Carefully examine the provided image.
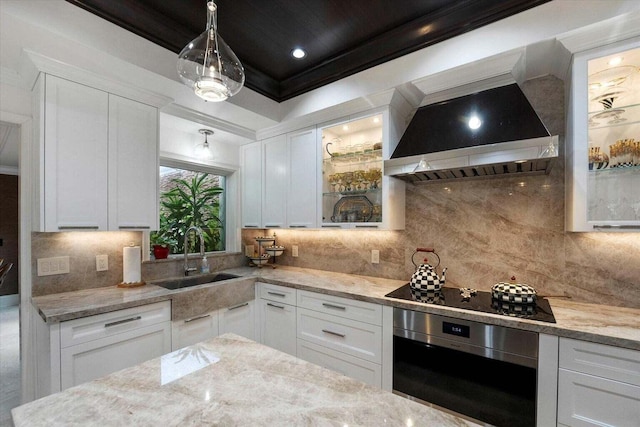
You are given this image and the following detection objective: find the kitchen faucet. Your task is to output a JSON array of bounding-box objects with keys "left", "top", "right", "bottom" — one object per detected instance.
[{"left": 184, "top": 226, "right": 206, "bottom": 276}]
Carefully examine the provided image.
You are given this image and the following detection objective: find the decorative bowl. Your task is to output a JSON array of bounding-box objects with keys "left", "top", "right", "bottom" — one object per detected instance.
[{"left": 264, "top": 246, "right": 285, "bottom": 256}]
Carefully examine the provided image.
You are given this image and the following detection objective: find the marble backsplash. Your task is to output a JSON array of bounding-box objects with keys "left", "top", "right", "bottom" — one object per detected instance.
[
  {"left": 242, "top": 76, "right": 640, "bottom": 309},
  {"left": 31, "top": 231, "right": 245, "bottom": 296}
]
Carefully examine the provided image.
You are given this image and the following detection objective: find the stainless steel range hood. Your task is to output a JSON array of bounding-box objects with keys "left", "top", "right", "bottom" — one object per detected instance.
[{"left": 384, "top": 83, "right": 558, "bottom": 184}]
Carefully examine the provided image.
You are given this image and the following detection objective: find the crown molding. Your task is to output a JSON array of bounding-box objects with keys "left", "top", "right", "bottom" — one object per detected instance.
[{"left": 161, "top": 103, "right": 256, "bottom": 142}]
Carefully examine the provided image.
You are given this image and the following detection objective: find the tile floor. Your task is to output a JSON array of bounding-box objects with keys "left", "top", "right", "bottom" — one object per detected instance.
[{"left": 0, "top": 305, "right": 20, "bottom": 427}]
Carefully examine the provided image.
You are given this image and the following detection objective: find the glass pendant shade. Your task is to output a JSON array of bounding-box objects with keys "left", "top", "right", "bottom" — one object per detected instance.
[
  {"left": 194, "top": 129, "right": 214, "bottom": 159},
  {"left": 177, "top": 1, "right": 244, "bottom": 102}
]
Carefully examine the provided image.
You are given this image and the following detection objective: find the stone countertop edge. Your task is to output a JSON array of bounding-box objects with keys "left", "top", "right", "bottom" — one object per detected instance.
[
  {"left": 11, "top": 333, "right": 482, "bottom": 427},
  {"left": 31, "top": 265, "right": 640, "bottom": 351}
]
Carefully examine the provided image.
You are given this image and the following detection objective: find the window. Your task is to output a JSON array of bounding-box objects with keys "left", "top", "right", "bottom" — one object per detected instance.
[{"left": 152, "top": 165, "right": 226, "bottom": 255}]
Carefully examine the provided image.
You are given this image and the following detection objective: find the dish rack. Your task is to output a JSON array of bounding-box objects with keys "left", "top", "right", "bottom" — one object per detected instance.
[{"left": 248, "top": 234, "right": 285, "bottom": 268}]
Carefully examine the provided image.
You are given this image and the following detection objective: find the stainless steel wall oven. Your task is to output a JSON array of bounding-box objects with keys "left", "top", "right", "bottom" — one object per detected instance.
[{"left": 393, "top": 308, "right": 539, "bottom": 427}]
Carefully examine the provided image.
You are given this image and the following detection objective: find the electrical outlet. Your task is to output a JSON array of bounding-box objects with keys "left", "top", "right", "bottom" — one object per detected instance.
[
  {"left": 371, "top": 249, "right": 380, "bottom": 264},
  {"left": 37, "top": 256, "right": 70, "bottom": 276},
  {"left": 292, "top": 245, "right": 299, "bottom": 257},
  {"left": 245, "top": 245, "right": 254, "bottom": 257},
  {"left": 96, "top": 254, "right": 108, "bottom": 271}
]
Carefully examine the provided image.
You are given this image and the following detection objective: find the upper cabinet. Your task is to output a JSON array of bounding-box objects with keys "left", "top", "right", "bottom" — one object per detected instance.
[
  {"left": 33, "top": 74, "right": 159, "bottom": 231},
  {"left": 567, "top": 38, "right": 640, "bottom": 231},
  {"left": 319, "top": 109, "right": 405, "bottom": 229},
  {"left": 241, "top": 128, "right": 318, "bottom": 229}
]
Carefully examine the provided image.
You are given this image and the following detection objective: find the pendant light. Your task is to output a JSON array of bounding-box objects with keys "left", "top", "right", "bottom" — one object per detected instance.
[
  {"left": 177, "top": 1, "right": 244, "bottom": 102},
  {"left": 194, "top": 129, "right": 214, "bottom": 159}
]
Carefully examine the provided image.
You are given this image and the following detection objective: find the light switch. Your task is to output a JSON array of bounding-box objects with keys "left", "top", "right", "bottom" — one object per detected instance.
[
  {"left": 37, "top": 256, "right": 70, "bottom": 276},
  {"left": 371, "top": 250, "right": 380, "bottom": 264},
  {"left": 245, "top": 245, "right": 254, "bottom": 257},
  {"left": 292, "top": 245, "right": 299, "bottom": 257}
]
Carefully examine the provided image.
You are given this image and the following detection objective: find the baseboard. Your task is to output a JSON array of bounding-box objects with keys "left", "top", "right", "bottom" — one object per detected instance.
[{"left": 0, "top": 294, "right": 19, "bottom": 307}]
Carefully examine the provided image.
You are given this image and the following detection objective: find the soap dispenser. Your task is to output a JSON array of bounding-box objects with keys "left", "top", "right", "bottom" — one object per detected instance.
[{"left": 200, "top": 256, "right": 210, "bottom": 274}]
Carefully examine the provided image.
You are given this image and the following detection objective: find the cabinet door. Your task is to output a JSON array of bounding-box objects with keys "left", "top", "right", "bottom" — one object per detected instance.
[
  {"left": 108, "top": 95, "right": 158, "bottom": 230},
  {"left": 44, "top": 75, "right": 109, "bottom": 231},
  {"left": 259, "top": 298, "right": 296, "bottom": 356},
  {"left": 262, "top": 134, "right": 287, "bottom": 228},
  {"left": 568, "top": 38, "right": 640, "bottom": 231},
  {"left": 219, "top": 300, "right": 255, "bottom": 340},
  {"left": 171, "top": 312, "right": 219, "bottom": 351},
  {"left": 241, "top": 141, "right": 262, "bottom": 228},
  {"left": 287, "top": 127, "right": 317, "bottom": 228},
  {"left": 60, "top": 322, "right": 171, "bottom": 390}
]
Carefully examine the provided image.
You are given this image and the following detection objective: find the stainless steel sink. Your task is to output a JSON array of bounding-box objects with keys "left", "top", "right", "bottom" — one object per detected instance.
[{"left": 153, "top": 273, "right": 240, "bottom": 290}]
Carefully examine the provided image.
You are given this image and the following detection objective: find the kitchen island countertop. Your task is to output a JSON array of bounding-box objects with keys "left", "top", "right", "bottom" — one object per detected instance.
[
  {"left": 12, "top": 333, "right": 479, "bottom": 426},
  {"left": 31, "top": 265, "right": 640, "bottom": 351}
]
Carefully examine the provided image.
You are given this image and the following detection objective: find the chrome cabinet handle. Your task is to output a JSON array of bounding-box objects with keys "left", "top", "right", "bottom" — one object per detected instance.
[
  {"left": 184, "top": 314, "right": 211, "bottom": 323},
  {"left": 227, "top": 302, "right": 249, "bottom": 311},
  {"left": 289, "top": 225, "right": 307, "bottom": 228},
  {"left": 243, "top": 225, "right": 259, "bottom": 228},
  {"left": 321, "top": 225, "right": 341, "bottom": 228},
  {"left": 322, "top": 329, "right": 345, "bottom": 338},
  {"left": 105, "top": 316, "right": 142, "bottom": 328},
  {"left": 593, "top": 224, "right": 640, "bottom": 229},
  {"left": 267, "top": 302, "right": 285, "bottom": 309},
  {"left": 58, "top": 226, "right": 100, "bottom": 230},
  {"left": 355, "top": 225, "right": 379, "bottom": 228},
  {"left": 119, "top": 226, "right": 150, "bottom": 229},
  {"left": 264, "top": 225, "right": 281, "bottom": 228},
  {"left": 267, "top": 291, "right": 286, "bottom": 297},
  {"left": 322, "top": 303, "right": 346, "bottom": 311}
]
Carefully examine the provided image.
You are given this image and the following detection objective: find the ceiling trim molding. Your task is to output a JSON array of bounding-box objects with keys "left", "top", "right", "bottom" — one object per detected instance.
[
  {"left": 0, "top": 166, "right": 19, "bottom": 176},
  {"left": 557, "top": 10, "right": 640, "bottom": 54},
  {"left": 159, "top": 151, "right": 239, "bottom": 175},
  {"left": 20, "top": 50, "right": 174, "bottom": 108},
  {"left": 161, "top": 103, "right": 256, "bottom": 141}
]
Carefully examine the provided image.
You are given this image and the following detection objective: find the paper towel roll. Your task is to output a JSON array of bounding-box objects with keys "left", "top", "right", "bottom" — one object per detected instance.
[{"left": 123, "top": 246, "right": 141, "bottom": 284}]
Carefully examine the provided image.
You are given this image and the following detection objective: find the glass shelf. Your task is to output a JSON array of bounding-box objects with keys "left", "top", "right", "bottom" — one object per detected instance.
[
  {"left": 322, "top": 188, "right": 382, "bottom": 197},
  {"left": 588, "top": 101, "right": 640, "bottom": 129},
  {"left": 589, "top": 164, "right": 640, "bottom": 174},
  {"left": 323, "top": 149, "right": 383, "bottom": 165}
]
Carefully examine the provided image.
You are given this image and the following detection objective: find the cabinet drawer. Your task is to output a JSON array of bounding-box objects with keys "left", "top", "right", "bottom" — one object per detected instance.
[
  {"left": 258, "top": 282, "right": 296, "bottom": 305},
  {"left": 60, "top": 301, "right": 171, "bottom": 348},
  {"left": 558, "top": 368, "right": 640, "bottom": 427},
  {"left": 297, "top": 307, "right": 382, "bottom": 363},
  {"left": 297, "top": 339, "right": 381, "bottom": 388},
  {"left": 297, "top": 290, "right": 382, "bottom": 325},
  {"left": 559, "top": 338, "right": 640, "bottom": 387},
  {"left": 171, "top": 310, "right": 219, "bottom": 351}
]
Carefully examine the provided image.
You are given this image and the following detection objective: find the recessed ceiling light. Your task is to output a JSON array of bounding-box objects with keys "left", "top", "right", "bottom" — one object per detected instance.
[
  {"left": 342, "top": 125, "right": 349, "bottom": 131},
  {"left": 291, "top": 48, "right": 306, "bottom": 59},
  {"left": 468, "top": 115, "right": 482, "bottom": 130},
  {"left": 373, "top": 117, "right": 380, "bottom": 124}
]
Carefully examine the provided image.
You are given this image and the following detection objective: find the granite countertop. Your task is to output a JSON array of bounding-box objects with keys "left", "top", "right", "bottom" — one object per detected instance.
[
  {"left": 11, "top": 333, "right": 479, "bottom": 427},
  {"left": 32, "top": 265, "right": 640, "bottom": 351}
]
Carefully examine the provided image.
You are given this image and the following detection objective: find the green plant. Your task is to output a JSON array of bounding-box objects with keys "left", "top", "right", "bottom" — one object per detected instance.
[{"left": 159, "top": 173, "right": 224, "bottom": 253}]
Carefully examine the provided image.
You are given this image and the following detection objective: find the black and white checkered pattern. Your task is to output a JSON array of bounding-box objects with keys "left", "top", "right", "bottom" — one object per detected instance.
[
  {"left": 410, "top": 266, "right": 444, "bottom": 293},
  {"left": 491, "top": 282, "right": 537, "bottom": 304}
]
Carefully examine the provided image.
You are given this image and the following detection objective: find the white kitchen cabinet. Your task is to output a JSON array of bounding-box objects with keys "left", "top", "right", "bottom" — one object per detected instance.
[
  {"left": 318, "top": 109, "right": 405, "bottom": 230},
  {"left": 287, "top": 127, "right": 318, "bottom": 228},
  {"left": 41, "top": 74, "right": 109, "bottom": 231},
  {"left": 219, "top": 300, "right": 256, "bottom": 340},
  {"left": 171, "top": 311, "right": 219, "bottom": 351},
  {"left": 262, "top": 134, "right": 288, "bottom": 228},
  {"left": 108, "top": 94, "right": 158, "bottom": 231},
  {"left": 257, "top": 283, "right": 297, "bottom": 356},
  {"left": 33, "top": 74, "right": 160, "bottom": 231},
  {"left": 557, "top": 337, "right": 640, "bottom": 426},
  {"left": 295, "top": 290, "right": 384, "bottom": 387},
  {"left": 240, "top": 141, "right": 263, "bottom": 228},
  {"left": 567, "top": 37, "right": 640, "bottom": 231},
  {"left": 58, "top": 301, "right": 171, "bottom": 391}
]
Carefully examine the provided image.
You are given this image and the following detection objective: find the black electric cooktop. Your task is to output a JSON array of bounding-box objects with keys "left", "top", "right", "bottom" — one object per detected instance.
[{"left": 385, "top": 284, "right": 556, "bottom": 323}]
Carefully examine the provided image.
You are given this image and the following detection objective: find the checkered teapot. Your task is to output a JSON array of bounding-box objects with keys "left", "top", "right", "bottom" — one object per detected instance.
[{"left": 410, "top": 248, "right": 447, "bottom": 293}]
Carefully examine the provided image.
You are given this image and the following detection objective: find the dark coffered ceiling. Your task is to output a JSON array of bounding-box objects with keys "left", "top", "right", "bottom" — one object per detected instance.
[{"left": 66, "top": 0, "right": 549, "bottom": 102}]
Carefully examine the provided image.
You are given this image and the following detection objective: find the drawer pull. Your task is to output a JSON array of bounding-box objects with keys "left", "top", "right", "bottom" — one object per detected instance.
[
  {"left": 119, "top": 226, "right": 150, "bottom": 229},
  {"left": 265, "top": 225, "right": 281, "bottom": 228},
  {"left": 321, "top": 225, "right": 341, "bottom": 228},
  {"left": 227, "top": 302, "right": 249, "bottom": 311},
  {"left": 267, "top": 302, "right": 285, "bottom": 309},
  {"left": 593, "top": 224, "right": 640, "bottom": 229},
  {"left": 289, "top": 225, "right": 307, "bottom": 228},
  {"left": 322, "top": 329, "right": 345, "bottom": 338},
  {"left": 184, "top": 314, "right": 211, "bottom": 323},
  {"left": 104, "top": 316, "right": 142, "bottom": 328},
  {"left": 243, "top": 225, "right": 259, "bottom": 228},
  {"left": 322, "top": 303, "right": 346, "bottom": 311},
  {"left": 58, "top": 226, "right": 100, "bottom": 230},
  {"left": 267, "top": 291, "right": 286, "bottom": 297},
  {"left": 355, "top": 225, "right": 379, "bottom": 228}
]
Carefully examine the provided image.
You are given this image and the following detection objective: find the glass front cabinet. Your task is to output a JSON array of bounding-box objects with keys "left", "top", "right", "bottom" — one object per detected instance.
[
  {"left": 318, "top": 109, "right": 405, "bottom": 229},
  {"left": 568, "top": 37, "right": 640, "bottom": 231}
]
